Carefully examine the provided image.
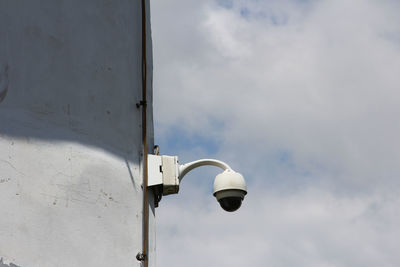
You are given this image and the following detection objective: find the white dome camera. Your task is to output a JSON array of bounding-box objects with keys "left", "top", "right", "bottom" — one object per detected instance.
[
  {"left": 148, "top": 155, "right": 248, "bottom": 212},
  {"left": 213, "top": 170, "right": 247, "bottom": 212}
]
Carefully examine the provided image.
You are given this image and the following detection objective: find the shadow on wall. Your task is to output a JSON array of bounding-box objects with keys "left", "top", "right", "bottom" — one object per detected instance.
[
  {"left": 0, "top": 1, "right": 153, "bottom": 158},
  {"left": 0, "top": 103, "right": 146, "bottom": 159}
]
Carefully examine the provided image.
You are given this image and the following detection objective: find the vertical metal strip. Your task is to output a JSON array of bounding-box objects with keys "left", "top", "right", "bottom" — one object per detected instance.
[{"left": 141, "top": 0, "right": 149, "bottom": 266}]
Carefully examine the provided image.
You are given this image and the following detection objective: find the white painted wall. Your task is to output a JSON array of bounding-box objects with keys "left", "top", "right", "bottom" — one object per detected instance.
[{"left": 0, "top": 1, "right": 155, "bottom": 266}]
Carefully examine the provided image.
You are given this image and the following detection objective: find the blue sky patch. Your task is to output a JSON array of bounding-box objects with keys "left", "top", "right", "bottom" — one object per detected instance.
[
  {"left": 240, "top": 7, "right": 250, "bottom": 18},
  {"left": 156, "top": 125, "right": 222, "bottom": 156},
  {"left": 216, "top": 0, "right": 233, "bottom": 9}
]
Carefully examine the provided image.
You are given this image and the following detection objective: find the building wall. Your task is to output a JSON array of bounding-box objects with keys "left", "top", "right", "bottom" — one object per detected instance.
[{"left": 0, "top": 1, "right": 155, "bottom": 266}]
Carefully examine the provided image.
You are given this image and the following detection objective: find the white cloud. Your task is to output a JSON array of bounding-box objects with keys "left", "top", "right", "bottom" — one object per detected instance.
[
  {"left": 151, "top": 0, "right": 400, "bottom": 266},
  {"left": 157, "top": 184, "right": 400, "bottom": 267}
]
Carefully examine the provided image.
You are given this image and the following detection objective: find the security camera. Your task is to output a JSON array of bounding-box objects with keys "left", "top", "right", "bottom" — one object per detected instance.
[
  {"left": 148, "top": 155, "right": 247, "bottom": 211},
  {"left": 213, "top": 170, "right": 247, "bottom": 212}
]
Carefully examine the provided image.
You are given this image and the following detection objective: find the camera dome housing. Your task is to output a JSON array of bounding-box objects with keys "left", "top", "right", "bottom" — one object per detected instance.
[{"left": 213, "top": 170, "right": 247, "bottom": 212}]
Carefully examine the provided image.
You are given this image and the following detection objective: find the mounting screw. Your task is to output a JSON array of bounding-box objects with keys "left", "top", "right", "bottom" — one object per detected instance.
[
  {"left": 136, "top": 252, "right": 146, "bottom": 261},
  {"left": 154, "top": 145, "right": 160, "bottom": 155},
  {"left": 136, "top": 100, "right": 147, "bottom": 108}
]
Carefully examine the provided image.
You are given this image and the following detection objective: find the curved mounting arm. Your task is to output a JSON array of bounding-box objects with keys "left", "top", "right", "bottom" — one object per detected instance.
[{"left": 178, "top": 159, "right": 232, "bottom": 181}]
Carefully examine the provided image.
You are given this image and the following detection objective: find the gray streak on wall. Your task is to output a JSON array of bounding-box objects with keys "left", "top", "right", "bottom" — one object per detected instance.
[{"left": 0, "top": 64, "right": 8, "bottom": 103}]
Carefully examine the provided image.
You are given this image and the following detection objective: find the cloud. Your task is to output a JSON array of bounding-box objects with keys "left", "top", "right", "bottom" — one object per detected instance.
[
  {"left": 157, "top": 183, "right": 400, "bottom": 267},
  {"left": 151, "top": 0, "right": 400, "bottom": 266}
]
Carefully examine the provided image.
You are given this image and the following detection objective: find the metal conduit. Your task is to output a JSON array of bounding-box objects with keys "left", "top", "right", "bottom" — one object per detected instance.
[{"left": 141, "top": 0, "right": 149, "bottom": 266}]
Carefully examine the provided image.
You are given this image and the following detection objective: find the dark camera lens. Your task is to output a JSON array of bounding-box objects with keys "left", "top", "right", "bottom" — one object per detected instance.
[{"left": 218, "top": 197, "right": 242, "bottom": 212}]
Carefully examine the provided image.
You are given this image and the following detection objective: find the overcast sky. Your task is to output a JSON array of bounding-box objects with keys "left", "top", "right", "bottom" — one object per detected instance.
[{"left": 150, "top": 0, "right": 400, "bottom": 266}]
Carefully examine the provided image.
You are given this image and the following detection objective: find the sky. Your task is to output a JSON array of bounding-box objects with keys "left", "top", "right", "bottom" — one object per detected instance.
[{"left": 150, "top": 0, "right": 400, "bottom": 266}]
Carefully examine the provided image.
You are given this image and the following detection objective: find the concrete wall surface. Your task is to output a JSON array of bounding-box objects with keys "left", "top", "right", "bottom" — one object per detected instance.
[{"left": 0, "top": 1, "right": 155, "bottom": 266}]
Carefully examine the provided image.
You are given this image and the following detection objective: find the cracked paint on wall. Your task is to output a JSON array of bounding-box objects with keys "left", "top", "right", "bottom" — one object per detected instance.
[{"left": 0, "top": 258, "right": 21, "bottom": 267}]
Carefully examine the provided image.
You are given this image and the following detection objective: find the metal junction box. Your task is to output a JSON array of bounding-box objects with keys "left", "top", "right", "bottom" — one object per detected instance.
[{"left": 147, "top": 154, "right": 179, "bottom": 195}]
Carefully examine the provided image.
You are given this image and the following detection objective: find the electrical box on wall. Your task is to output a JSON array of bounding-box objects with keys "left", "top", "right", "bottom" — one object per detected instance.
[{"left": 148, "top": 154, "right": 180, "bottom": 195}]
